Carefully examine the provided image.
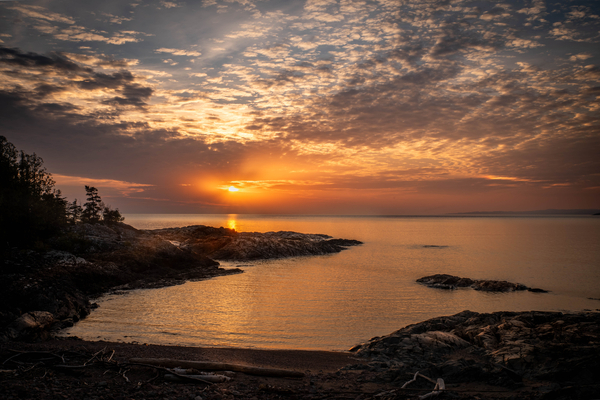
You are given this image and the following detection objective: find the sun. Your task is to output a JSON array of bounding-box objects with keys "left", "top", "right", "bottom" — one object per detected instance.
[{"left": 228, "top": 186, "right": 239, "bottom": 192}]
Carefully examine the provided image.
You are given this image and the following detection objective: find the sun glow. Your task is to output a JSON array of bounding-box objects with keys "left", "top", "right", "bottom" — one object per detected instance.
[{"left": 228, "top": 186, "right": 239, "bottom": 192}]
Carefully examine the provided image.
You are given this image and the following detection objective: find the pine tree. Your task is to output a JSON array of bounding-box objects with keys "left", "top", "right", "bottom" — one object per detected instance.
[
  {"left": 67, "top": 199, "right": 83, "bottom": 224},
  {"left": 81, "top": 186, "right": 103, "bottom": 223},
  {"left": 102, "top": 205, "right": 125, "bottom": 224}
]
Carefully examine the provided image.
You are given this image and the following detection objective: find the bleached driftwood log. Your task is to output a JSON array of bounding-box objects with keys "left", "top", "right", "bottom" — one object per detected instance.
[
  {"left": 419, "top": 378, "right": 445, "bottom": 399},
  {"left": 401, "top": 371, "right": 445, "bottom": 399},
  {"left": 130, "top": 358, "right": 305, "bottom": 378}
]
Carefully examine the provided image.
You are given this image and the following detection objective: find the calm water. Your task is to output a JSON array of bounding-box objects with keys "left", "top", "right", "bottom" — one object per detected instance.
[{"left": 61, "top": 215, "right": 600, "bottom": 350}]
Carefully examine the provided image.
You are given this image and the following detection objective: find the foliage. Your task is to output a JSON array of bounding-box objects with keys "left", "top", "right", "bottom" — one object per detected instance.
[
  {"left": 103, "top": 206, "right": 125, "bottom": 224},
  {"left": 0, "top": 136, "right": 68, "bottom": 248},
  {"left": 67, "top": 199, "right": 83, "bottom": 224},
  {"left": 81, "top": 186, "right": 124, "bottom": 224},
  {"left": 0, "top": 136, "right": 126, "bottom": 249},
  {"left": 82, "top": 186, "right": 103, "bottom": 223}
]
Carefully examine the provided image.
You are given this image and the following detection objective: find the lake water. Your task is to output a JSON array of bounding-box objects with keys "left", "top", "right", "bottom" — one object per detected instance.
[{"left": 60, "top": 214, "right": 600, "bottom": 351}]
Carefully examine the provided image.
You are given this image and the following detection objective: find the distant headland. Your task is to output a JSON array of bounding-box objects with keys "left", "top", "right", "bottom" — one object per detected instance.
[{"left": 451, "top": 209, "right": 600, "bottom": 215}]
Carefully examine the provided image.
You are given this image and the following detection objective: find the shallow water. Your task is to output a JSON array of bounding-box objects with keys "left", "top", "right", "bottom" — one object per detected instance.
[{"left": 61, "top": 215, "right": 600, "bottom": 350}]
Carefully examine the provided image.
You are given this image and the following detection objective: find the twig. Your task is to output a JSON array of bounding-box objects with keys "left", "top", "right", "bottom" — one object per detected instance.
[
  {"left": 146, "top": 370, "right": 160, "bottom": 383},
  {"left": 22, "top": 362, "right": 44, "bottom": 373},
  {"left": 401, "top": 371, "right": 445, "bottom": 399},
  {"left": 85, "top": 347, "right": 107, "bottom": 366},
  {"left": 120, "top": 367, "right": 130, "bottom": 383}
]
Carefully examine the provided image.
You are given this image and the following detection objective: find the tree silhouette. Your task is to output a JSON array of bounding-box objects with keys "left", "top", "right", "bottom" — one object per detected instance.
[
  {"left": 0, "top": 136, "right": 67, "bottom": 248},
  {"left": 82, "top": 186, "right": 103, "bottom": 223},
  {"left": 103, "top": 206, "right": 125, "bottom": 224},
  {"left": 67, "top": 199, "right": 83, "bottom": 224}
]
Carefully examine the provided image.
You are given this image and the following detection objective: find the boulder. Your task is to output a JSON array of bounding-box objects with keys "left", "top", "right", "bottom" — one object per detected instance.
[
  {"left": 348, "top": 310, "right": 600, "bottom": 390},
  {"left": 6, "top": 311, "right": 54, "bottom": 340}
]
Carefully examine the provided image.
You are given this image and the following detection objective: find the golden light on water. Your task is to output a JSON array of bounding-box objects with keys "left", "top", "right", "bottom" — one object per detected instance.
[{"left": 227, "top": 215, "right": 237, "bottom": 231}]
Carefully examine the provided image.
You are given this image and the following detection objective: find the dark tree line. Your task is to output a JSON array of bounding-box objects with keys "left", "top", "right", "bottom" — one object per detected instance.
[{"left": 1, "top": 136, "right": 123, "bottom": 249}]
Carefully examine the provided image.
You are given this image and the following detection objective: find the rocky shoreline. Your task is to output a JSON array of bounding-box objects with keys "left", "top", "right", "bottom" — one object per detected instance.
[
  {"left": 2, "top": 310, "right": 599, "bottom": 399},
  {"left": 3, "top": 223, "right": 600, "bottom": 399},
  {"left": 0, "top": 222, "right": 361, "bottom": 342}
]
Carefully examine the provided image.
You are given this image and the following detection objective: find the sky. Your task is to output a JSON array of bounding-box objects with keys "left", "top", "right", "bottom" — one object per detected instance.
[{"left": 1, "top": 0, "right": 599, "bottom": 215}]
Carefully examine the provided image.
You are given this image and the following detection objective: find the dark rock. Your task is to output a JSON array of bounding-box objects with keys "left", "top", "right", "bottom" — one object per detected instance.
[
  {"left": 528, "top": 287, "right": 549, "bottom": 293},
  {"left": 417, "top": 274, "right": 548, "bottom": 293},
  {"left": 152, "top": 226, "right": 362, "bottom": 261},
  {"left": 351, "top": 310, "right": 600, "bottom": 390},
  {"left": 6, "top": 311, "right": 54, "bottom": 340}
]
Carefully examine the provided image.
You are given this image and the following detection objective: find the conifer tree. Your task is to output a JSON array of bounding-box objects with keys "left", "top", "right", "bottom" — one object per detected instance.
[
  {"left": 81, "top": 186, "right": 103, "bottom": 223},
  {"left": 102, "top": 205, "right": 125, "bottom": 224},
  {"left": 67, "top": 199, "right": 83, "bottom": 224},
  {"left": 0, "top": 136, "right": 68, "bottom": 247}
]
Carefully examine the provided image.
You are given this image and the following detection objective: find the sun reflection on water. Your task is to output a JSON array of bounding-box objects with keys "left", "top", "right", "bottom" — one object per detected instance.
[{"left": 227, "top": 215, "right": 238, "bottom": 231}]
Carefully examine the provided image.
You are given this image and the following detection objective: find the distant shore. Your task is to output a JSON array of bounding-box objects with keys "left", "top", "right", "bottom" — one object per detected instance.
[{"left": 450, "top": 208, "right": 600, "bottom": 215}]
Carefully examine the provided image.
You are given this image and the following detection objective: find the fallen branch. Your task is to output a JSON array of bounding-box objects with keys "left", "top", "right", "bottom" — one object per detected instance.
[
  {"left": 401, "top": 371, "right": 445, "bottom": 399},
  {"left": 401, "top": 371, "right": 436, "bottom": 388},
  {"left": 419, "top": 378, "right": 445, "bottom": 399},
  {"left": 129, "top": 358, "right": 304, "bottom": 378}
]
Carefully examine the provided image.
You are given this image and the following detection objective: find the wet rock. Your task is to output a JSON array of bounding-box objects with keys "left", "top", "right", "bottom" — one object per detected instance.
[{"left": 417, "top": 274, "right": 548, "bottom": 292}]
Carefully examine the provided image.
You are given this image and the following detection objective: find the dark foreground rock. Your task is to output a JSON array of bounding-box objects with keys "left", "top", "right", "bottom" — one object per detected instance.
[
  {"left": 1, "top": 222, "right": 360, "bottom": 342},
  {"left": 2, "top": 311, "right": 599, "bottom": 400},
  {"left": 417, "top": 273, "right": 549, "bottom": 292},
  {"left": 348, "top": 310, "right": 600, "bottom": 399}
]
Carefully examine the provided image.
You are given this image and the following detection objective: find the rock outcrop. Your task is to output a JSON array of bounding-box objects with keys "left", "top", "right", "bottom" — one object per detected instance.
[
  {"left": 150, "top": 226, "right": 362, "bottom": 261},
  {"left": 417, "top": 274, "right": 548, "bottom": 292},
  {"left": 348, "top": 310, "right": 600, "bottom": 396},
  {"left": 1, "top": 222, "right": 361, "bottom": 341}
]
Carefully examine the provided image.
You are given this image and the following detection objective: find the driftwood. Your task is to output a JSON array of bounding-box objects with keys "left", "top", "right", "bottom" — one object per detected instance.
[
  {"left": 401, "top": 371, "right": 445, "bottom": 399},
  {"left": 420, "top": 378, "right": 445, "bottom": 399},
  {"left": 129, "top": 358, "right": 305, "bottom": 378},
  {"left": 164, "top": 373, "right": 231, "bottom": 383}
]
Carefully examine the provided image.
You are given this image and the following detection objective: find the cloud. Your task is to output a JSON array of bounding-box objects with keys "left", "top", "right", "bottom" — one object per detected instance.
[
  {"left": 102, "top": 13, "right": 134, "bottom": 25},
  {"left": 0, "top": 47, "right": 88, "bottom": 72},
  {"left": 156, "top": 48, "right": 202, "bottom": 57},
  {"left": 102, "top": 84, "right": 154, "bottom": 108},
  {"left": 53, "top": 174, "right": 153, "bottom": 196},
  {"left": 160, "top": 1, "right": 182, "bottom": 8},
  {"left": 1, "top": 0, "right": 598, "bottom": 213},
  {"left": 51, "top": 26, "right": 144, "bottom": 45},
  {"left": 0, "top": 47, "right": 154, "bottom": 115},
  {"left": 7, "top": 4, "right": 75, "bottom": 25}
]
